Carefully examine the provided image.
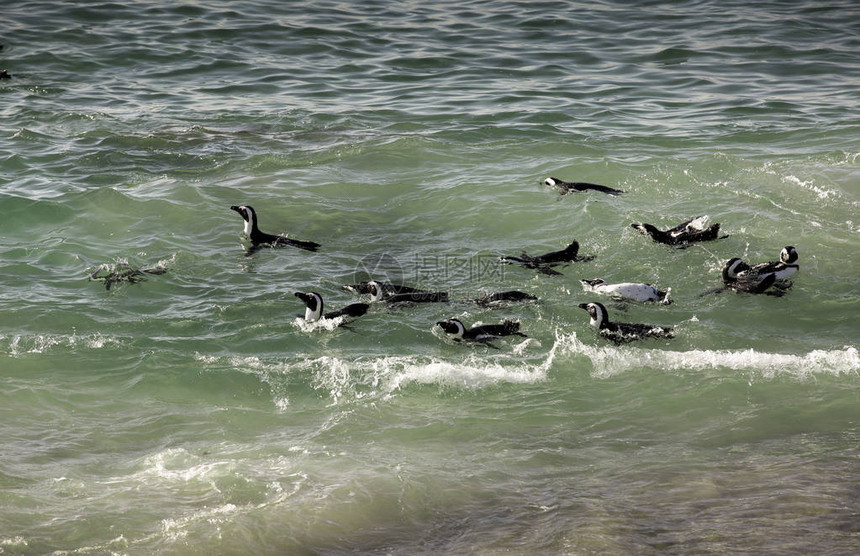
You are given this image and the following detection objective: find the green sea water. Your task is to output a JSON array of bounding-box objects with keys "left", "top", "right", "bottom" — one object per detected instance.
[{"left": 2, "top": 1, "right": 859, "bottom": 554}]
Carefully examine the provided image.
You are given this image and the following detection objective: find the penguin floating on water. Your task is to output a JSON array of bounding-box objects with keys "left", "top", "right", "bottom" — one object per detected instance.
[
  {"left": 544, "top": 177, "right": 624, "bottom": 196},
  {"left": 578, "top": 302, "right": 675, "bottom": 344},
  {"left": 579, "top": 279, "right": 672, "bottom": 305},
  {"left": 717, "top": 258, "right": 790, "bottom": 296},
  {"left": 294, "top": 292, "right": 369, "bottom": 323},
  {"left": 739, "top": 246, "right": 798, "bottom": 282},
  {"left": 88, "top": 262, "right": 167, "bottom": 291},
  {"left": 436, "top": 318, "right": 526, "bottom": 348},
  {"left": 631, "top": 215, "right": 726, "bottom": 246},
  {"left": 469, "top": 290, "right": 538, "bottom": 307},
  {"left": 231, "top": 205, "right": 320, "bottom": 255},
  {"left": 367, "top": 280, "right": 448, "bottom": 304},
  {"left": 342, "top": 281, "right": 429, "bottom": 297},
  {"left": 499, "top": 240, "right": 594, "bottom": 275}
]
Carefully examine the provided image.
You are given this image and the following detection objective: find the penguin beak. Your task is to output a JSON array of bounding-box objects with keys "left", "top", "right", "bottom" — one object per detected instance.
[{"left": 577, "top": 303, "right": 589, "bottom": 310}]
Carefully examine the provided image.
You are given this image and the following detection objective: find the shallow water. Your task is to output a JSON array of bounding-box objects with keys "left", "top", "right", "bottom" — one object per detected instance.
[{"left": 2, "top": 1, "right": 859, "bottom": 554}]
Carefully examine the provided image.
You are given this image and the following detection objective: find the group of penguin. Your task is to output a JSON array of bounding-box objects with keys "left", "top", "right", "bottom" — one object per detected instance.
[{"left": 230, "top": 176, "right": 799, "bottom": 347}]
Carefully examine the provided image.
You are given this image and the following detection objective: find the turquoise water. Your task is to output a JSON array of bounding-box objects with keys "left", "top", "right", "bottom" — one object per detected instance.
[{"left": 2, "top": 1, "right": 859, "bottom": 554}]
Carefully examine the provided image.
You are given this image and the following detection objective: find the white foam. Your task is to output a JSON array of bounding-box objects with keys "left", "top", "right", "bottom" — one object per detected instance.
[
  {"left": 139, "top": 447, "right": 233, "bottom": 483},
  {"left": 162, "top": 503, "right": 239, "bottom": 542},
  {"left": 194, "top": 352, "right": 294, "bottom": 410},
  {"left": 292, "top": 316, "right": 346, "bottom": 332},
  {"left": 0, "top": 537, "right": 28, "bottom": 548},
  {"left": 784, "top": 174, "right": 835, "bottom": 200},
  {"left": 558, "top": 332, "right": 860, "bottom": 379},
  {"left": 3, "top": 333, "right": 121, "bottom": 356},
  {"left": 307, "top": 334, "right": 561, "bottom": 400},
  {"left": 195, "top": 335, "right": 859, "bottom": 408}
]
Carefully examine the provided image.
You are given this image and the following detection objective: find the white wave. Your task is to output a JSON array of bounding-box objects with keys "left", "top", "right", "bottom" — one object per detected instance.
[
  {"left": 558, "top": 332, "right": 860, "bottom": 379},
  {"left": 195, "top": 336, "right": 560, "bottom": 407},
  {"left": 161, "top": 503, "right": 238, "bottom": 542},
  {"left": 299, "top": 336, "right": 560, "bottom": 401},
  {"left": 784, "top": 174, "right": 836, "bottom": 201},
  {"left": 0, "top": 537, "right": 28, "bottom": 549},
  {"left": 195, "top": 335, "right": 859, "bottom": 408},
  {"left": 2, "top": 332, "right": 122, "bottom": 356},
  {"left": 107, "top": 447, "right": 309, "bottom": 545},
  {"left": 140, "top": 447, "right": 234, "bottom": 483},
  {"left": 292, "top": 316, "right": 347, "bottom": 333},
  {"left": 194, "top": 352, "right": 295, "bottom": 410}
]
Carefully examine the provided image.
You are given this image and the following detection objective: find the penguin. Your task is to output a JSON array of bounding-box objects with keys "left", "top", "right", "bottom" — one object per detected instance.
[
  {"left": 578, "top": 302, "right": 675, "bottom": 344},
  {"left": 631, "top": 216, "right": 726, "bottom": 246},
  {"left": 719, "top": 258, "right": 789, "bottom": 296},
  {"left": 342, "top": 281, "right": 429, "bottom": 297},
  {"left": 366, "top": 281, "right": 448, "bottom": 304},
  {"left": 470, "top": 290, "right": 539, "bottom": 307},
  {"left": 544, "top": 177, "right": 623, "bottom": 196},
  {"left": 580, "top": 279, "right": 672, "bottom": 305},
  {"left": 89, "top": 262, "right": 167, "bottom": 291},
  {"left": 499, "top": 240, "right": 594, "bottom": 275},
  {"left": 436, "top": 318, "right": 526, "bottom": 346},
  {"left": 739, "top": 246, "right": 798, "bottom": 281},
  {"left": 230, "top": 205, "right": 320, "bottom": 253},
  {"left": 294, "top": 292, "right": 369, "bottom": 323}
]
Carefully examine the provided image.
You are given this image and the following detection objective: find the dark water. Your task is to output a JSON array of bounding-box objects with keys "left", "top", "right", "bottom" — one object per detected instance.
[{"left": 2, "top": 1, "right": 859, "bottom": 554}]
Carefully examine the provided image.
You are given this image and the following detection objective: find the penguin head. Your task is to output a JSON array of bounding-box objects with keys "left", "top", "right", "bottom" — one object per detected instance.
[
  {"left": 231, "top": 205, "right": 257, "bottom": 237},
  {"left": 562, "top": 240, "right": 580, "bottom": 255},
  {"left": 781, "top": 246, "right": 798, "bottom": 265},
  {"left": 631, "top": 223, "right": 653, "bottom": 235},
  {"left": 230, "top": 205, "right": 255, "bottom": 222},
  {"left": 544, "top": 177, "right": 560, "bottom": 187},
  {"left": 436, "top": 318, "right": 465, "bottom": 340},
  {"left": 722, "top": 258, "right": 750, "bottom": 282},
  {"left": 367, "top": 280, "right": 385, "bottom": 302},
  {"left": 294, "top": 291, "right": 323, "bottom": 321},
  {"left": 578, "top": 302, "right": 608, "bottom": 329}
]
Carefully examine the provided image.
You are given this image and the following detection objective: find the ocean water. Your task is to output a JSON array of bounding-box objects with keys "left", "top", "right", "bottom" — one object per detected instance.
[{"left": 2, "top": 1, "right": 859, "bottom": 554}]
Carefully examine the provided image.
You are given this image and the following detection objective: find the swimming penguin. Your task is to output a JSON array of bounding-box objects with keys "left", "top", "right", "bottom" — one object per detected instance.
[
  {"left": 470, "top": 290, "right": 539, "bottom": 307},
  {"left": 499, "top": 240, "right": 594, "bottom": 275},
  {"left": 580, "top": 279, "right": 672, "bottom": 305},
  {"left": 294, "top": 292, "right": 369, "bottom": 323},
  {"left": 719, "top": 258, "right": 789, "bottom": 296},
  {"left": 631, "top": 216, "right": 726, "bottom": 246},
  {"left": 544, "top": 177, "right": 623, "bottom": 196},
  {"left": 366, "top": 281, "right": 448, "bottom": 304},
  {"left": 342, "top": 281, "right": 430, "bottom": 297},
  {"left": 231, "top": 205, "right": 320, "bottom": 253},
  {"left": 436, "top": 318, "right": 526, "bottom": 346},
  {"left": 578, "top": 302, "right": 675, "bottom": 344},
  {"left": 88, "top": 262, "right": 167, "bottom": 291},
  {"left": 739, "top": 246, "right": 798, "bottom": 281}
]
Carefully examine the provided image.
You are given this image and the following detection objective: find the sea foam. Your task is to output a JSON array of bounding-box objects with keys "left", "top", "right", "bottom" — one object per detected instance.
[{"left": 558, "top": 332, "right": 859, "bottom": 379}]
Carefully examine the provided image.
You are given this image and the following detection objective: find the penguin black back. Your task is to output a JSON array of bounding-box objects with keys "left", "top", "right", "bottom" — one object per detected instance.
[
  {"left": 544, "top": 177, "right": 623, "bottom": 196},
  {"left": 631, "top": 216, "right": 725, "bottom": 246},
  {"left": 578, "top": 301, "right": 674, "bottom": 344},
  {"left": 721, "top": 258, "right": 788, "bottom": 296}
]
